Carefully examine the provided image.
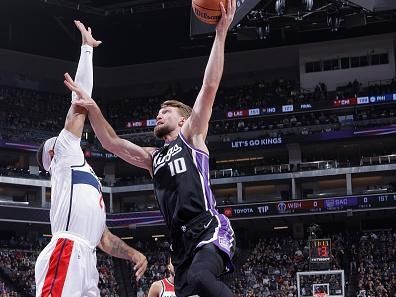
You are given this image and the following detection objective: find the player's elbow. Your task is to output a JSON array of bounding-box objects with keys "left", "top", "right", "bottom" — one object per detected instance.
[
  {"left": 98, "top": 236, "right": 108, "bottom": 253},
  {"left": 202, "top": 82, "right": 219, "bottom": 92},
  {"left": 98, "top": 229, "right": 113, "bottom": 252},
  {"left": 101, "top": 140, "right": 112, "bottom": 151}
]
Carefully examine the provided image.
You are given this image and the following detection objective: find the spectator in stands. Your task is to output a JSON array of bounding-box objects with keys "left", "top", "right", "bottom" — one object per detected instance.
[{"left": 356, "top": 230, "right": 396, "bottom": 297}]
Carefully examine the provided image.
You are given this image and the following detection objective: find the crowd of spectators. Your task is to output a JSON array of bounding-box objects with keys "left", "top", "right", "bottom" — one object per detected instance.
[
  {"left": 0, "top": 78, "right": 395, "bottom": 150},
  {"left": 0, "top": 249, "right": 36, "bottom": 296},
  {"left": 127, "top": 235, "right": 345, "bottom": 297},
  {"left": 231, "top": 237, "right": 302, "bottom": 297},
  {"left": 101, "top": 78, "right": 301, "bottom": 131},
  {"left": 97, "top": 254, "right": 120, "bottom": 297},
  {"left": 124, "top": 233, "right": 349, "bottom": 297},
  {"left": 0, "top": 86, "right": 68, "bottom": 133},
  {"left": 211, "top": 105, "right": 396, "bottom": 137},
  {"left": 130, "top": 240, "right": 171, "bottom": 297},
  {"left": 0, "top": 78, "right": 393, "bottom": 138},
  {"left": 1, "top": 80, "right": 396, "bottom": 189},
  {"left": 229, "top": 234, "right": 346, "bottom": 297},
  {"left": 0, "top": 280, "right": 18, "bottom": 297},
  {"left": 209, "top": 110, "right": 340, "bottom": 137},
  {"left": 355, "top": 231, "right": 396, "bottom": 297},
  {"left": 0, "top": 230, "right": 394, "bottom": 297},
  {"left": 2, "top": 146, "right": 396, "bottom": 190},
  {"left": 213, "top": 79, "right": 300, "bottom": 112},
  {"left": 91, "top": 78, "right": 396, "bottom": 140}
]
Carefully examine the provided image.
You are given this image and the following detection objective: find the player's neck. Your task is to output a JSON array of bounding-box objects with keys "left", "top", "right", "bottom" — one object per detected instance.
[
  {"left": 167, "top": 276, "right": 174, "bottom": 285},
  {"left": 163, "top": 129, "right": 180, "bottom": 144}
]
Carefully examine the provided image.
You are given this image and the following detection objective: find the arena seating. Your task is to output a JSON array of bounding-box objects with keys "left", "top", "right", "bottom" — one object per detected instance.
[
  {"left": 0, "top": 280, "right": 18, "bottom": 297},
  {"left": 0, "top": 230, "right": 393, "bottom": 296},
  {"left": 1, "top": 80, "right": 396, "bottom": 146},
  {"left": 124, "top": 233, "right": 350, "bottom": 297},
  {"left": 129, "top": 240, "right": 170, "bottom": 296},
  {"left": 355, "top": 231, "right": 396, "bottom": 297}
]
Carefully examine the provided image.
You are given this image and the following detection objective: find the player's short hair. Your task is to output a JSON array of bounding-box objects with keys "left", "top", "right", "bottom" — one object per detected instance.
[
  {"left": 36, "top": 141, "right": 45, "bottom": 170},
  {"left": 161, "top": 100, "right": 192, "bottom": 119}
]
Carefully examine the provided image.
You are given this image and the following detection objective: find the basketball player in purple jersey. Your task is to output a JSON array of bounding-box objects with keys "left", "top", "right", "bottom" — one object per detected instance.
[{"left": 64, "top": 1, "right": 237, "bottom": 296}]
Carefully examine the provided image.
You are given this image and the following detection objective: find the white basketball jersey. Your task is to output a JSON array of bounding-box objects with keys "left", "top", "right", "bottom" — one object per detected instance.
[{"left": 49, "top": 129, "right": 106, "bottom": 247}]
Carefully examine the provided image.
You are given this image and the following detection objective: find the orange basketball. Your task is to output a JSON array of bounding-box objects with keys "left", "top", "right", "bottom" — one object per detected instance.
[{"left": 192, "top": 0, "right": 227, "bottom": 24}]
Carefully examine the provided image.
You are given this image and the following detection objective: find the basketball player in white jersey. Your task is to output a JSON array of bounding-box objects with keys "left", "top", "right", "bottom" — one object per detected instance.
[
  {"left": 34, "top": 21, "right": 147, "bottom": 297},
  {"left": 148, "top": 258, "right": 176, "bottom": 297}
]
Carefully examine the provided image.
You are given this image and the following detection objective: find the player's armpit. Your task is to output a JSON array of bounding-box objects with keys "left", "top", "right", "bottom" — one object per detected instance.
[{"left": 181, "top": 83, "right": 216, "bottom": 142}]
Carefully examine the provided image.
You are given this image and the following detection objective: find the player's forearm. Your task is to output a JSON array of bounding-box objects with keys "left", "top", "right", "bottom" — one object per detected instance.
[
  {"left": 101, "top": 231, "right": 138, "bottom": 260},
  {"left": 88, "top": 104, "right": 120, "bottom": 151},
  {"left": 73, "top": 45, "right": 94, "bottom": 99},
  {"left": 202, "top": 34, "right": 226, "bottom": 90},
  {"left": 64, "top": 45, "right": 93, "bottom": 137}
]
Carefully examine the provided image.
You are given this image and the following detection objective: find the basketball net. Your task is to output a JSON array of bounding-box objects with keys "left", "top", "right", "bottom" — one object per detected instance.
[{"left": 314, "top": 293, "right": 328, "bottom": 297}]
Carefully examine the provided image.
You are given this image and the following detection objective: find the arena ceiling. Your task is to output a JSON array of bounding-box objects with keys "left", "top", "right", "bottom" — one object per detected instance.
[{"left": 0, "top": 0, "right": 395, "bottom": 66}]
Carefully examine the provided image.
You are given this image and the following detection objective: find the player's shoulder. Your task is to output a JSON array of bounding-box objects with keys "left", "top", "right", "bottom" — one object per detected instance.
[
  {"left": 54, "top": 128, "right": 82, "bottom": 154},
  {"left": 155, "top": 279, "right": 164, "bottom": 286},
  {"left": 148, "top": 280, "right": 163, "bottom": 296},
  {"left": 143, "top": 146, "right": 159, "bottom": 156},
  {"left": 59, "top": 128, "right": 81, "bottom": 141}
]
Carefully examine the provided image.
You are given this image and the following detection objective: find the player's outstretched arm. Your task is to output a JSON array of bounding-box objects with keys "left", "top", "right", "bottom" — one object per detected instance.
[
  {"left": 98, "top": 227, "right": 148, "bottom": 281},
  {"left": 148, "top": 281, "right": 161, "bottom": 297},
  {"left": 181, "top": 0, "right": 236, "bottom": 146},
  {"left": 64, "top": 20, "right": 101, "bottom": 138},
  {"left": 63, "top": 74, "right": 155, "bottom": 171}
]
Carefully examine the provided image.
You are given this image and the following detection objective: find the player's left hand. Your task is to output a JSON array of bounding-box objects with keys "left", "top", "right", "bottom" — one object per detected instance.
[
  {"left": 216, "top": 0, "right": 236, "bottom": 37},
  {"left": 74, "top": 20, "right": 102, "bottom": 47},
  {"left": 64, "top": 73, "right": 97, "bottom": 110},
  {"left": 131, "top": 251, "right": 148, "bottom": 281}
]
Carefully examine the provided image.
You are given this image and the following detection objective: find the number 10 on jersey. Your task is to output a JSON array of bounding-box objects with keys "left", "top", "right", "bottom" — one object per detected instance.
[{"left": 168, "top": 157, "right": 187, "bottom": 176}]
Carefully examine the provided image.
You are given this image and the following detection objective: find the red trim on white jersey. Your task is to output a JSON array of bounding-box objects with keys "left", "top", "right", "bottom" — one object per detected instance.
[{"left": 160, "top": 278, "right": 176, "bottom": 297}]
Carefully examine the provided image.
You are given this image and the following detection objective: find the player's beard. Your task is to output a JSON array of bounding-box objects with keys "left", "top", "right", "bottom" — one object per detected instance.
[{"left": 154, "top": 124, "right": 173, "bottom": 139}]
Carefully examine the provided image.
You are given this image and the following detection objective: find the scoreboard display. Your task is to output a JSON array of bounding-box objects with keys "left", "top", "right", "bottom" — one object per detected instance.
[
  {"left": 218, "top": 193, "right": 396, "bottom": 219},
  {"left": 310, "top": 239, "right": 331, "bottom": 264}
]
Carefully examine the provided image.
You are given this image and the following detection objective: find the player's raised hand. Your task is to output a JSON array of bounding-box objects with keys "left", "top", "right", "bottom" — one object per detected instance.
[
  {"left": 216, "top": 0, "right": 236, "bottom": 37},
  {"left": 131, "top": 251, "right": 148, "bottom": 281},
  {"left": 64, "top": 73, "right": 96, "bottom": 110},
  {"left": 74, "top": 20, "right": 102, "bottom": 47}
]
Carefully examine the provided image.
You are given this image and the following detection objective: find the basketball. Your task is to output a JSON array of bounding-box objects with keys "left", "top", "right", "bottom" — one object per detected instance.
[{"left": 192, "top": 0, "right": 227, "bottom": 24}]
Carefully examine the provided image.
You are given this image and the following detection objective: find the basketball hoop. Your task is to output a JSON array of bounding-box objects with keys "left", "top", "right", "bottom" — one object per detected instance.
[{"left": 297, "top": 270, "right": 344, "bottom": 297}]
